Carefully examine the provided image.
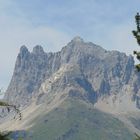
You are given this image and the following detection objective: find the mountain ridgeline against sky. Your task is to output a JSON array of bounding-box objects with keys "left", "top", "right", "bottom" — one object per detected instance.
[
  {"left": 2, "top": 37, "right": 140, "bottom": 140},
  {"left": 4, "top": 36, "right": 140, "bottom": 110}
]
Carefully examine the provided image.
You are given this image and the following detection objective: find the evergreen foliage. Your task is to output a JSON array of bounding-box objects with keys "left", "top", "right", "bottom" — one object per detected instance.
[
  {"left": 132, "top": 13, "right": 140, "bottom": 71},
  {"left": 135, "top": 133, "right": 140, "bottom": 140},
  {"left": 0, "top": 90, "right": 22, "bottom": 140},
  {"left": 132, "top": 12, "right": 140, "bottom": 140}
]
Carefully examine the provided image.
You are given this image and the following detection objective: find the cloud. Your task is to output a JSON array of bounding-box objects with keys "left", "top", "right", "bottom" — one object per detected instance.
[
  {"left": 0, "top": 24, "right": 70, "bottom": 89},
  {"left": 93, "top": 24, "right": 136, "bottom": 53},
  {"left": 0, "top": 0, "right": 139, "bottom": 91},
  {"left": 0, "top": 1, "right": 71, "bottom": 89}
]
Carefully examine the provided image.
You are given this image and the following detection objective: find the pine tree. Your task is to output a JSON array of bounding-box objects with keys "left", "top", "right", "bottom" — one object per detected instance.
[
  {"left": 135, "top": 133, "right": 140, "bottom": 140},
  {"left": 132, "top": 13, "right": 140, "bottom": 71},
  {"left": 132, "top": 13, "right": 140, "bottom": 140},
  {"left": 0, "top": 90, "right": 21, "bottom": 140}
]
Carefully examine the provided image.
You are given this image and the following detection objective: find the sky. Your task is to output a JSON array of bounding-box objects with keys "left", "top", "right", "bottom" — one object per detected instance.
[{"left": 0, "top": 0, "right": 140, "bottom": 95}]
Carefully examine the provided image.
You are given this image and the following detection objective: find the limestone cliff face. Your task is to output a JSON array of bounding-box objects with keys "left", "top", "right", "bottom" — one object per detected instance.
[
  {"left": 4, "top": 37, "right": 140, "bottom": 110},
  {"left": 4, "top": 45, "right": 61, "bottom": 106}
]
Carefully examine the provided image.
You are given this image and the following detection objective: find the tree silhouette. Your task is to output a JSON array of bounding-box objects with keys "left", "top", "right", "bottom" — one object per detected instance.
[
  {"left": 0, "top": 89, "right": 21, "bottom": 120},
  {"left": 134, "top": 133, "right": 140, "bottom": 140},
  {"left": 0, "top": 90, "right": 22, "bottom": 140},
  {"left": 0, "top": 132, "right": 12, "bottom": 140},
  {"left": 132, "top": 13, "right": 140, "bottom": 71},
  {"left": 132, "top": 13, "right": 140, "bottom": 140}
]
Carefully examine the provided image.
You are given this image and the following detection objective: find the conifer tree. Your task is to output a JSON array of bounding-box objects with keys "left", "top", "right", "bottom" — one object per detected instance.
[
  {"left": 135, "top": 133, "right": 140, "bottom": 140},
  {"left": 132, "top": 13, "right": 140, "bottom": 71},
  {"left": 0, "top": 90, "right": 21, "bottom": 140},
  {"left": 132, "top": 13, "right": 140, "bottom": 140}
]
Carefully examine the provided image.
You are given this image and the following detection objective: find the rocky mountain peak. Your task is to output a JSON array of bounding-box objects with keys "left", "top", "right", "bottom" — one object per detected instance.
[
  {"left": 20, "top": 45, "right": 29, "bottom": 53},
  {"left": 2, "top": 37, "right": 140, "bottom": 140},
  {"left": 4, "top": 37, "right": 140, "bottom": 110},
  {"left": 20, "top": 45, "right": 28, "bottom": 52},
  {"left": 32, "top": 45, "right": 44, "bottom": 54},
  {"left": 19, "top": 45, "right": 30, "bottom": 59},
  {"left": 71, "top": 36, "right": 84, "bottom": 43}
]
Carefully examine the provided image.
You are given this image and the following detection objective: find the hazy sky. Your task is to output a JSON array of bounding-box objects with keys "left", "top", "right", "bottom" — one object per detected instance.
[{"left": 0, "top": 0, "right": 140, "bottom": 91}]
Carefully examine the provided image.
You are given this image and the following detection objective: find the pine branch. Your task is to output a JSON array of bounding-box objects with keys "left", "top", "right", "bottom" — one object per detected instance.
[{"left": 0, "top": 101, "right": 22, "bottom": 120}]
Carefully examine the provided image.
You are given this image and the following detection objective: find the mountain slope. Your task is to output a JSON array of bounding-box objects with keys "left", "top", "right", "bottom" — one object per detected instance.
[
  {"left": 23, "top": 98, "right": 134, "bottom": 140},
  {"left": 1, "top": 98, "right": 135, "bottom": 140},
  {"left": 4, "top": 37, "right": 140, "bottom": 110},
  {"left": 2, "top": 36, "right": 140, "bottom": 139}
]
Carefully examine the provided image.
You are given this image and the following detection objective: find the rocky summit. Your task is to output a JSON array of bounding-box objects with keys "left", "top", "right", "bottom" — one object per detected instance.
[
  {"left": 2, "top": 37, "right": 140, "bottom": 140},
  {"left": 4, "top": 36, "right": 140, "bottom": 109}
]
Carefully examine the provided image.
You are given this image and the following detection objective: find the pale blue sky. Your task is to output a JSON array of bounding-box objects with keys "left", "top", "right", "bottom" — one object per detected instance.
[{"left": 0, "top": 0, "right": 140, "bottom": 93}]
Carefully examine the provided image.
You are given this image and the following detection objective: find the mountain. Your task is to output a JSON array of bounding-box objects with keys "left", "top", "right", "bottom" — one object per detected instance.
[
  {"left": 4, "top": 36, "right": 140, "bottom": 109},
  {"left": 1, "top": 36, "right": 140, "bottom": 139}
]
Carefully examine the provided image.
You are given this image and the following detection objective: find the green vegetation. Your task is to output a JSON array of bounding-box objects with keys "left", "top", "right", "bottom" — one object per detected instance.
[
  {"left": 132, "top": 13, "right": 140, "bottom": 140},
  {"left": 26, "top": 98, "right": 134, "bottom": 140},
  {"left": 135, "top": 133, "right": 140, "bottom": 140},
  {"left": 132, "top": 13, "right": 140, "bottom": 71},
  {"left": 0, "top": 132, "right": 12, "bottom": 140}
]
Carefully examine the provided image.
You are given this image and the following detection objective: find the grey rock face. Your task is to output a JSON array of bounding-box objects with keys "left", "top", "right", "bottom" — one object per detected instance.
[
  {"left": 4, "top": 46, "right": 61, "bottom": 106},
  {"left": 4, "top": 37, "right": 140, "bottom": 108},
  {"left": 32, "top": 45, "right": 45, "bottom": 54}
]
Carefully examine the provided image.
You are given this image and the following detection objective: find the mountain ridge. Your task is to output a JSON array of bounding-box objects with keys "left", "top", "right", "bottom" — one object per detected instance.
[
  {"left": 4, "top": 36, "right": 139, "bottom": 110},
  {"left": 2, "top": 36, "right": 140, "bottom": 139}
]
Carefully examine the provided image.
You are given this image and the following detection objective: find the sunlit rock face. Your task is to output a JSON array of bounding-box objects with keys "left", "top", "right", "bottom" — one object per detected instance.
[{"left": 4, "top": 37, "right": 140, "bottom": 111}]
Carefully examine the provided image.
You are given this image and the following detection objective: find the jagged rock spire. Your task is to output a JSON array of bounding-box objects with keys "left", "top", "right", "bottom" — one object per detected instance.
[
  {"left": 71, "top": 36, "right": 84, "bottom": 43},
  {"left": 32, "top": 45, "right": 44, "bottom": 54}
]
